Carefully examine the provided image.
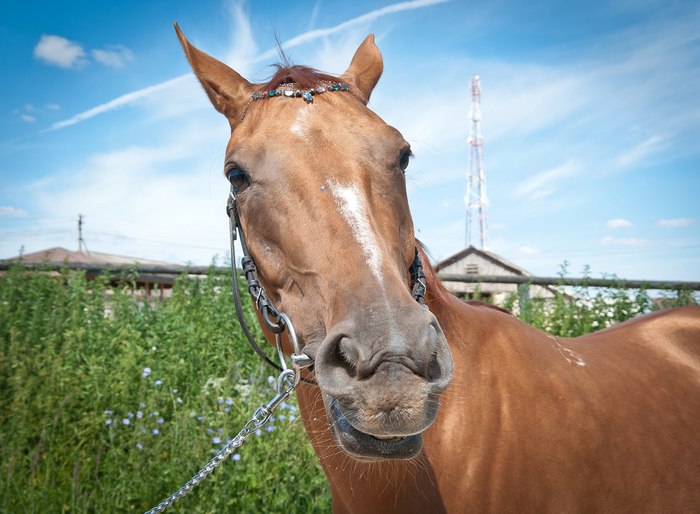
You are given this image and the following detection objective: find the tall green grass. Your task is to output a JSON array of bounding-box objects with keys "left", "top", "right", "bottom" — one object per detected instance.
[
  {"left": 1, "top": 263, "right": 695, "bottom": 512},
  {"left": 0, "top": 265, "right": 329, "bottom": 513}
]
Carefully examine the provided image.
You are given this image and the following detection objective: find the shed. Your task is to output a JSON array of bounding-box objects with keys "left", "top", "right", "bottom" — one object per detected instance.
[{"left": 435, "top": 245, "right": 556, "bottom": 303}]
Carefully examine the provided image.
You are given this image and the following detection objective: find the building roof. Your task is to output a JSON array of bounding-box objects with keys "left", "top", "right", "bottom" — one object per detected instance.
[
  {"left": 435, "top": 245, "right": 532, "bottom": 276},
  {"left": 7, "top": 247, "right": 177, "bottom": 268}
]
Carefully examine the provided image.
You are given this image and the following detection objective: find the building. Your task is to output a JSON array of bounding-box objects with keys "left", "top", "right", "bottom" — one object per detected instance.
[
  {"left": 4, "top": 247, "right": 182, "bottom": 299},
  {"left": 435, "top": 245, "right": 556, "bottom": 303}
]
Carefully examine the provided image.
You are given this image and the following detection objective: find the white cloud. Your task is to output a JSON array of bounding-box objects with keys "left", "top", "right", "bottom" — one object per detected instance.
[
  {"left": 658, "top": 218, "right": 694, "bottom": 228},
  {"left": 616, "top": 134, "right": 669, "bottom": 168},
  {"left": 34, "top": 35, "right": 87, "bottom": 69},
  {"left": 20, "top": 114, "right": 36, "bottom": 123},
  {"left": 0, "top": 206, "right": 28, "bottom": 218},
  {"left": 600, "top": 236, "right": 648, "bottom": 246},
  {"left": 45, "top": 103, "right": 61, "bottom": 110},
  {"left": 518, "top": 245, "right": 540, "bottom": 255},
  {"left": 606, "top": 218, "right": 634, "bottom": 229},
  {"left": 46, "top": 0, "right": 448, "bottom": 132},
  {"left": 513, "top": 160, "right": 579, "bottom": 199},
  {"left": 91, "top": 45, "right": 134, "bottom": 68}
]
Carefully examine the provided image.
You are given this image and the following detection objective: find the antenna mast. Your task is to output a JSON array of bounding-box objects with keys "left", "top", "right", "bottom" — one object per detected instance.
[{"left": 465, "top": 75, "right": 489, "bottom": 250}]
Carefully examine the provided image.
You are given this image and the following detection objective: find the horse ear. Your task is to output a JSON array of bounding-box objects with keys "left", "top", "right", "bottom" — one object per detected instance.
[
  {"left": 174, "top": 23, "right": 256, "bottom": 126},
  {"left": 340, "top": 34, "right": 383, "bottom": 104}
]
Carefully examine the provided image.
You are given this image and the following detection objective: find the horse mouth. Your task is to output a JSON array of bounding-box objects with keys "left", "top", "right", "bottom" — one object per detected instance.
[{"left": 328, "top": 397, "right": 423, "bottom": 460}]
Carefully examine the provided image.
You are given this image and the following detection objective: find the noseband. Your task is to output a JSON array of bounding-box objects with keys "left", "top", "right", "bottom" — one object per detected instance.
[{"left": 225, "top": 172, "right": 428, "bottom": 381}]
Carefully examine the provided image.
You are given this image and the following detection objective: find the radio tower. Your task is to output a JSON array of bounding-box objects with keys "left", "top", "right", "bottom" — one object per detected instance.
[{"left": 464, "top": 75, "right": 488, "bottom": 250}]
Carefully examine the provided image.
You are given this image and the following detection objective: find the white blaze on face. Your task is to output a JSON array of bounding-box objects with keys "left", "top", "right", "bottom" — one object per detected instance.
[
  {"left": 329, "top": 181, "right": 384, "bottom": 283},
  {"left": 290, "top": 105, "right": 313, "bottom": 140}
]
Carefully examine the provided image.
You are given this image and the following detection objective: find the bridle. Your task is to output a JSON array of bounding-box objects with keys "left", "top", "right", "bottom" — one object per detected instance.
[{"left": 225, "top": 175, "right": 428, "bottom": 383}]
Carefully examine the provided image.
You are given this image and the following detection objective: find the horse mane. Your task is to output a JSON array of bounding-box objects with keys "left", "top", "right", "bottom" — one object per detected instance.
[{"left": 259, "top": 64, "right": 340, "bottom": 91}]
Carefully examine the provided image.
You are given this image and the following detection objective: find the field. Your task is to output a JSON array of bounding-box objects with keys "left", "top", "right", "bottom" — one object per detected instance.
[{"left": 0, "top": 264, "right": 695, "bottom": 512}]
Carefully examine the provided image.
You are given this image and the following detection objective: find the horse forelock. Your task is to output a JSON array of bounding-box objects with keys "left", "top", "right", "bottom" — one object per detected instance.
[{"left": 258, "top": 64, "right": 340, "bottom": 91}]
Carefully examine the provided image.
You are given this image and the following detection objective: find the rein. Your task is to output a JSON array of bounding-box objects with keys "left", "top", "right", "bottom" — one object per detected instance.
[{"left": 145, "top": 177, "right": 428, "bottom": 513}]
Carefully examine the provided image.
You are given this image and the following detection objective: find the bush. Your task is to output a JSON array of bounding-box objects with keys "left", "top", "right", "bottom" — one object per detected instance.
[{"left": 0, "top": 265, "right": 329, "bottom": 513}]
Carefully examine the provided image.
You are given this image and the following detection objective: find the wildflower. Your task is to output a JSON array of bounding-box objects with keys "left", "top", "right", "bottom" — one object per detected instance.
[
  {"left": 267, "top": 376, "right": 275, "bottom": 385},
  {"left": 142, "top": 367, "right": 152, "bottom": 378},
  {"left": 225, "top": 399, "right": 233, "bottom": 405},
  {"left": 207, "top": 428, "right": 214, "bottom": 435},
  {"left": 224, "top": 408, "right": 231, "bottom": 413},
  {"left": 139, "top": 402, "right": 145, "bottom": 408},
  {"left": 266, "top": 425, "right": 275, "bottom": 432},
  {"left": 136, "top": 411, "right": 143, "bottom": 419},
  {"left": 172, "top": 388, "right": 178, "bottom": 394},
  {"left": 156, "top": 417, "right": 164, "bottom": 424},
  {"left": 213, "top": 437, "right": 221, "bottom": 445},
  {"left": 152, "top": 429, "right": 159, "bottom": 436},
  {"left": 279, "top": 414, "right": 286, "bottom": 421},
  {"left": 127, "top": 412, "right": 134, "bottom": 418},
  {"left": 289, "top": 415, "right": 296, "bottom": 422},
  {"left": 105, "top": 419, "right": 113, "bottom": 426},
  {"left": 217, "top": 398, "right": 224, "bottom": 404},
  {"left": 217, "top": 428, "right": 224, "bottom": 433},
  {"left": 150, "top": 411, "right": 159, "bottom": 417},
  {"left": 255, "top": 429, "right": 262, "bottom": 437},
  {"left": 151, "top": 346, "right": 157, "bottom": 352},
  {"left": 270, "top": 416, "right": 276, "bottom": 423},
  {"left": 136, "top": 442, "right": 144, "bottom": 450},
  {"left": 155, "top": 380, "right": 163, "bottom": 386},
  {"left": 123, "top": 419, "right": 130, "bottom": 426},
  {"left": 176, "top": 397, "right": 183, "bottom": 404},
  {"left": 104, "top": 410, "right": 113, "bottom": 415},
  {"left": 141, "top": 428, "right": 146, "bottom": 434},
  {"left": 232, "top": 454, "right": 241, "bottom": 461},
  {"left": 197, "top": 416, "right": 205, "bottom": 422}
]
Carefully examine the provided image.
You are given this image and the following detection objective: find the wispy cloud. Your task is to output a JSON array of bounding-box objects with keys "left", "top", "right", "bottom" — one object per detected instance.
[
  {"left": 91, "top": 45, "right": 134, "bottom": 68},
  {"left": 46, "top": 0, "right": 448, "bottom": 132},
  {"left": 658, "top": 218, "right": 694, "bottom": 227},
  {"left": 34, "top": 35, "right": 87, "bottom": 69},
  {"left": 0, "top": 206, "right": 28, "bottom": 218},
  {"left": 616, "top": 134, "right": 669, "bottom": 168},
  {"left": 606, "top": 218, "right": 634, "bottom": 229},
  {"left": 513, "top": 160, "right": 579, "bottom": 199},
  {"left": 47, "top": 75, "right": 191, "bottom": 131},
  {"left": 518, "top": 245, "right": 540, "bottom": 255},
  {"left": 600, "top": 236, "right": 648, "bottom": 246}
]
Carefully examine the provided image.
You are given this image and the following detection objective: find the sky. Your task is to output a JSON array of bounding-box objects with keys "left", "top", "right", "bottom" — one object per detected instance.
[{"left": 1, "top": 0, "right": 699, "bottom": 281}]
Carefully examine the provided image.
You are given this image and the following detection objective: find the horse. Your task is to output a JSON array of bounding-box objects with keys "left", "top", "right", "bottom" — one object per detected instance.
[{"left": 175, "top": 25, "right": 700, "bottom": 513}]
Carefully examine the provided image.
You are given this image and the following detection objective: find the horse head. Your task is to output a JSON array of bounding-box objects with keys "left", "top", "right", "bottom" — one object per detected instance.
[{"left": 176, "top": 24, "right": 453, "bottom": 461}]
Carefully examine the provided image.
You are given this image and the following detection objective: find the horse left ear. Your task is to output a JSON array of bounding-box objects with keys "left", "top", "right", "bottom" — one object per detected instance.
[
  {"left": 340, "top": 34, "right": 384, "bottom": 104},
  {"left": 174, "top": 22, "right": 256, "bottom": 127}
]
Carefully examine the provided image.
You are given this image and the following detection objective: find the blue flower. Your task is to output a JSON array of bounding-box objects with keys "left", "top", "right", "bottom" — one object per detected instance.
[
  {"left": 152, "top": 429, "right": 159, "bottom": 436},
  {"left": 255, "top": 429, "right": 262, "bottom": 437},
  {"left": 136, "top": 411, "right": 143, "bottom": 419},
  {"left": 266, "top": 425, "right": 275, "bottom": 432},
  {"left": 232, "top": 454, "right": 241, "bottom": 461},
  {"left": 212, "top": 437, "right": 221, "bottom": 445},
  {"left": 197, "top": 416, "right": 205, "bottom": 422},
  {"left": 155, "top": 380, "right": 163, "bottom": 386},
  {"left": 142, "top": 368, "right": 151, "bottom": 378},
  {"left": 105, "top": 419, "right": 113, "bottom": 426},
  {"left": 104, "top": 410, "right": 113, "bottom": 415},
  {"left": 123, "top": 419, "right": 130, "bottom": 426},
  {"left": 127, "top": 412, "right": 134, "bottom": 418},
  {"left": 225, "top": 399, "right": 233, "bottom": 405},
  {"left": 289, "top": 415, "right": 296, "bottom": 422},
  {"left": 136, "top": 442, "right": 144, "bottom": 450},
  {"left": 156, "top": 417, "right": 164, "bottom": 424}
]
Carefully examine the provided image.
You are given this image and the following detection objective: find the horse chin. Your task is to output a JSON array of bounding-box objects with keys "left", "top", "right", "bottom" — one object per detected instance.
[{"left": 327, "top": 396, "right": 423, "bottom": 460}]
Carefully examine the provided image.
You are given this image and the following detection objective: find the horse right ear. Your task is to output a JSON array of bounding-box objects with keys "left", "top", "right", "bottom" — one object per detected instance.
[{"left": 174, "top": 23, "right": 256, "bottom": 127}]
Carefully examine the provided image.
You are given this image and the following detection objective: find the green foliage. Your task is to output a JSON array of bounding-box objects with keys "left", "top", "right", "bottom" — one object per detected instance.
[
  {"left": 511, "top": 262, "right": 697, "bottom": 337},
  {"left": 0, "top": 265, "right": 330, "bottom": 513},
  {"left": 2, "top": 262, "right": 696, "bottom": 512}
]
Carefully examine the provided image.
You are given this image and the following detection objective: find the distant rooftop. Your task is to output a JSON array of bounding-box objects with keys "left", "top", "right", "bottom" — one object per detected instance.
[{"left": 6, "top": 247, "right": 178, "bottom": 268}]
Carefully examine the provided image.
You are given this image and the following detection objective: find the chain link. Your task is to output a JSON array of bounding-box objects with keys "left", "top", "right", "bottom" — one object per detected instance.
[{"left": 144, "top": 370, "right": 296, "bottom": 514}]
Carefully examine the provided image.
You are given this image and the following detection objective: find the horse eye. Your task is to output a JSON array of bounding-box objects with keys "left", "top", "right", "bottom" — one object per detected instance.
[
  {"left": 226, "top": 167, "right": 250, "bottom": 193},
  {"left": 399, "top": 151, "right": 411, "bottom": 172}
]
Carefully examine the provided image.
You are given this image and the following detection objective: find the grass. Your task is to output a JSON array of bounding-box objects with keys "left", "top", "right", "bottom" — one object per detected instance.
[{"left": 1, "top": 262, "right": 695, "bottom": 512}]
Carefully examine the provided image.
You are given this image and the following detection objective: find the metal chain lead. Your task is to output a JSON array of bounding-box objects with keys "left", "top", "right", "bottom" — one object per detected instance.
[{"left": 144, "top": 369, "right": 296, "bottom": 514}]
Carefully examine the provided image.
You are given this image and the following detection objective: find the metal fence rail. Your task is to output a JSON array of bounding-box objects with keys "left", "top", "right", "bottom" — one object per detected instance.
[
  {"left": 2, "top": 261, "right": 698, "bottom": 291},
  {"left": 437, "top": 274, "right": 700, "bottom": 291}
]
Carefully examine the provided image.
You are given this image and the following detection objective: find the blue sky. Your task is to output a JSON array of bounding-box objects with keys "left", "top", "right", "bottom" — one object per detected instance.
[{"left": 1, "top": 0, "right": 699, "bottom": 281}]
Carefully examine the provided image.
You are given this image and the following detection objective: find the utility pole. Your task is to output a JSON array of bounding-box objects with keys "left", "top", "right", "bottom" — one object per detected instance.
[
  {"left": 78, "top": 214, "right": 87, "bottom": 253},
  {"left": 465, "top": 75, "right": 489, "bottom": 250}
]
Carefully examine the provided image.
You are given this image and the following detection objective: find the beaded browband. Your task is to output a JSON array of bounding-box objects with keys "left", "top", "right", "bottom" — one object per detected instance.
[{"left": 252, "top": 81, "right": 351, "bottom": 104}]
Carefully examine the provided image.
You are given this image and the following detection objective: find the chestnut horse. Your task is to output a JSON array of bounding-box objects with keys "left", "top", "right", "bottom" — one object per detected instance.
[{"left": 176, "top": 25, "right": 700, "bottom": 513}]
